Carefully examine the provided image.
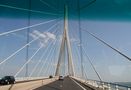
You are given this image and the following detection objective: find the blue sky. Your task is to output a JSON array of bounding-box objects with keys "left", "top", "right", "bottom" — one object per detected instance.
[
  {"left": 80, "top": 20, "right": 131, "bottom": 82},
  {"left": 0, "top": 0, "right": 131, "bottom": 82}
]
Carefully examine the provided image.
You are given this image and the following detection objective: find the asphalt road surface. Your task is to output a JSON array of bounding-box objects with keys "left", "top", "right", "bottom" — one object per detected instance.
[{"left": 34, "top": 77, "right": 96, "bottom": 90}]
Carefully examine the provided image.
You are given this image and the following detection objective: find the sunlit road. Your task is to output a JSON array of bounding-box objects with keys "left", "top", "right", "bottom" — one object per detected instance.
[{"left": 34, "top": 77, "right": 96, "bottom": 90}]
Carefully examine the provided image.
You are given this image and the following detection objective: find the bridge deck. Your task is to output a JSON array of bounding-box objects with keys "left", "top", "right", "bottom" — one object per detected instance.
[
  {"left": 0, "top": 77, "right": 103, "bottom": 90},
  {"left": 35, "top": 77, "right": 99, "bottom": 90}
]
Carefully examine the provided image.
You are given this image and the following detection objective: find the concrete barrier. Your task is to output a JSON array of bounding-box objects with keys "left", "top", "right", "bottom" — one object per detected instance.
[{"left": 0, "top": 77, "right": 57, "bottom": 90}]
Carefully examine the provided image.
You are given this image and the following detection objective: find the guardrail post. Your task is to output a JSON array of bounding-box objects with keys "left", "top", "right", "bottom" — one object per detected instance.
[
  {"left": 115, "top": 85, "right": 119, "bottom": 90},
  {"left": 102, "top": 82, "right": 104, "bottom": 90},
  {"left": 108, "top": 83, "right": 111, "bottom": 90},
  {"left": 94, "top": 81, "right": 98, "bottom": 87}
]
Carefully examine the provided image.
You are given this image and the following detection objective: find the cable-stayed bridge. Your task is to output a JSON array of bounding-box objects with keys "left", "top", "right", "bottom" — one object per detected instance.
[{"left": 0, "top": 0, "right": 131, "bottom": 90}]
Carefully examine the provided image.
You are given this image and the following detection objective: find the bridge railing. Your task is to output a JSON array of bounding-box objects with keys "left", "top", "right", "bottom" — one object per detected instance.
[
  {"left": 88, "top": 80, "right": 131, "bottom": 90},
  {"left": 72, "top": 77, "right": 131, "bottom": 90},
  {"left": 85, "top": 79, "right": 131, "bottom": 90},
  {"left": 15, "top": 77, "right": 48, "bottom": 82}
]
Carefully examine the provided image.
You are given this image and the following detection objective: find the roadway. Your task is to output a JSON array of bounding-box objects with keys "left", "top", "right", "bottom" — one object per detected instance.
[{"left": 35, "top": 76, "right": 97, "bottom": 90}]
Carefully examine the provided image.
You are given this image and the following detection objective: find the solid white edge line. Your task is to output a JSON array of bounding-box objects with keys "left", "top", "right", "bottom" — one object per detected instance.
[{"left": 70, "top": 77, "right": 86, "bottom": 90}]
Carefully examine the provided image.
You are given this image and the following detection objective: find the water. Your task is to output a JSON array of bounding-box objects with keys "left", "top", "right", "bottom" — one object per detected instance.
[
  {"left": 109, "top": 82, "right": 131, "bottom": 90},
  {"left": 116, "top": 82, "right": 131, "bottom": 87}
]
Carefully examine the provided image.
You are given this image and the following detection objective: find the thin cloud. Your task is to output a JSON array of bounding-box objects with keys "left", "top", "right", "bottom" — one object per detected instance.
[{"left": 30, "top": 30, "right": 56, "bottom": 47}]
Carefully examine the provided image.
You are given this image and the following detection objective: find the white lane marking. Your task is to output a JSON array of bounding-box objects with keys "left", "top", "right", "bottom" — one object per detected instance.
[{"left": 70, "top": 78, "right": 86, "bottom": 90}]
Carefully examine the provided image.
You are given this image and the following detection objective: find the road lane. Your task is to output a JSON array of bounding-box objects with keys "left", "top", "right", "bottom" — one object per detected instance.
[
  {"left": 34, "top": 76, "right": 96, "bottom": 90},
  {"left": 34, "top": 79, "right": 63, "bottom": 90},
  {"left": 62, "top": 77, "right": 86, "bottom": 90}
]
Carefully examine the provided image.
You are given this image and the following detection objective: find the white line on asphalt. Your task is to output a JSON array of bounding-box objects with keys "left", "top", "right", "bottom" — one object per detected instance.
[{"left": 70, "top": 78, "right": 86, "bottom": 90}]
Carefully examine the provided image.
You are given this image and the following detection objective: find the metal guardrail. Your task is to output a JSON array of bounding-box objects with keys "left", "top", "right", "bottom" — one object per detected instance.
[
  {"left": 91, "top": 80, "right": 131, "bottom": 90},
  {"left": 85, "top": 80, "right": 131, "bottom": 90},
  {"left": 72, "top": 77, "right": 131, "bottom": 90}
]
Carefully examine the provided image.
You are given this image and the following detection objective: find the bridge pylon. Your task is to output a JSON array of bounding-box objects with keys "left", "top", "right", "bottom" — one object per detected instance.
[{"left": 55, "top": 5, "right": 74, "bottom": 76}]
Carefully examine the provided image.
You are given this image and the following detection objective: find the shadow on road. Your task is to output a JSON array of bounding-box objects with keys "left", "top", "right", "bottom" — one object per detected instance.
[
  {"left": 34, "top": 80, "right": 63, "bottom": 90},
  {"left": 0, "top": 84, "right": 14, "bottom": 90},
  {"left": 8, "top": 84, "right": 14, "bottom": 90}
]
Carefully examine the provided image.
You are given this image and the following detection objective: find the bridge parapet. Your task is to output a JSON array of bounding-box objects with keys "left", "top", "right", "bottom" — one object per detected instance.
[
  {"left": 15, "top": 77, "right": 48, "bottom": 82},
  {"left": 0, "top": 77, "right": 57, "bottom": 90},
  {"left": 71, "top": 76, "right": 131, "bottom": 90}
]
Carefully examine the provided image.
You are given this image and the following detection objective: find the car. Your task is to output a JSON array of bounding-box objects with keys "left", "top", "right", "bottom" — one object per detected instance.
[
  {"left": 0, "top": 76, "right": 15, "bottom": 85},
  {"left": 58, "top": 76, "right": 64, "bottom": 80}
]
